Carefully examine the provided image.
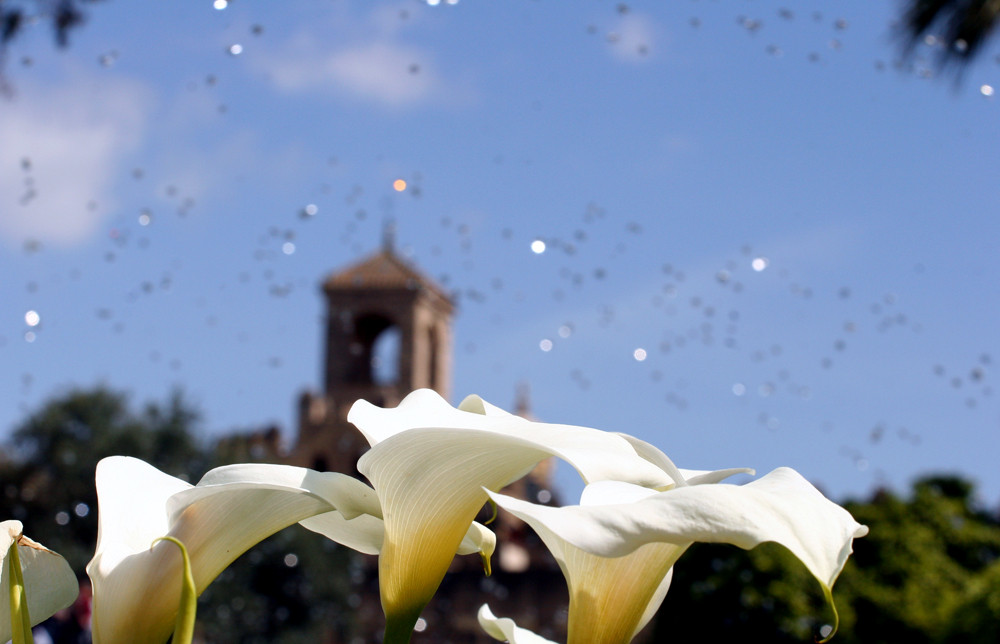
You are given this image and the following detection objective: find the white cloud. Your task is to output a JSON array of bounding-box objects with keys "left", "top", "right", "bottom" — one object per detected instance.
[
  {"left": 0, "top": 74, "right": 149, "bottom": 247},
  {"left": 607, "top": 14, "right": 657, "bottom": 63},
  {"left": 260, "top": 38, "right": 440, "bottom": 107},
  {"left": 250, "top": 4, "right": 466, "bottom": 108}
]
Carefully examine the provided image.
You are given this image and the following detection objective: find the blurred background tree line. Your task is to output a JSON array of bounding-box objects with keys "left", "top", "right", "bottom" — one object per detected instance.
[{"left": 1, "top": 386, "right": 998, "bottom": 643}]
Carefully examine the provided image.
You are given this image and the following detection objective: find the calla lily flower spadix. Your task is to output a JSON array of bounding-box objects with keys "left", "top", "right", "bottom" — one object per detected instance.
[
  {"left": 1, "top": 520, "right": 78, "bottom": 644},
  {"left": 346, "top": 389, "right": 688, "bottom": 640},
  {"left": 485, "top": 467, "right": 869, "bottom": 644}
]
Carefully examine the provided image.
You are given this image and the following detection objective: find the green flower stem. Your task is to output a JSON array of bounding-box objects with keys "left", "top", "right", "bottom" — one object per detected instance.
[
  {"left": 383, "top": 605, "right": 423, "bottom": 644},
  {"left": 151, "top": 537, "right": 197, "bottom": 644},
  {"left": 7, "top": 537, "right": 33, "bottom": 644}
]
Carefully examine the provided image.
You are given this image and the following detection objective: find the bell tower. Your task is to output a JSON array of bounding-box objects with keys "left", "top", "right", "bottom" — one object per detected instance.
[
  {"left": 292, "top": 239, "right": 453, "bottom": 474},
  {"left": 288, "top": 242, "right": 568, "bottom": 642}
]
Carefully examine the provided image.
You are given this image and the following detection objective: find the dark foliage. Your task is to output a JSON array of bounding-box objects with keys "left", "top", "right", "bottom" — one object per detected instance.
[
  {"left": 0, "top": 0, "right": 92, "bottom": 48},
  {"left": 902, "top": 0, "right": 1000, "bottom": 63},
  {"left": 0, "top": 386, "right": 208, "bottom": 570},
  {"left": 652, "top": 473, "right": 1000, "bottom": 643}
]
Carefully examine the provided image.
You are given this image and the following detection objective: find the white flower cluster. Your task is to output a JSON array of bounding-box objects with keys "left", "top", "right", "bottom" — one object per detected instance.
[{"left": 4, "top": 389, "right": 867, "bottom": 644}]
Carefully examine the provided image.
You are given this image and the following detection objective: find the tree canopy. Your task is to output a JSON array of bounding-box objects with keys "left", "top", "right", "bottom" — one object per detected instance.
[
  {"left": 653, "top": 474, "right": 1000, "bottom": 643},
  {"left": 0, "top": 386, "right": 207, "bottom": 569}
]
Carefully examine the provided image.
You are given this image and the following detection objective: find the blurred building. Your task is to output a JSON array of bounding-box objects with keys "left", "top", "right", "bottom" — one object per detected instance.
[{"left": 290, "top": 240, "right": 567, "bottom": 643}]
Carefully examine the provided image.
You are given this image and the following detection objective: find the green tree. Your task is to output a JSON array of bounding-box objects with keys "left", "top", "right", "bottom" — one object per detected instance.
[
  {"left": 0, "top": 385, "right": 358, "bottom": 642},
  {"left": 837, "top": 476, "right": 1000, "bottom": 644},
  {"left": 650, "top": 541, "right": 828, "bottom": 642},
  {"left": 0, "top": 386, "right": 208, "bottom": 571},
  {"left": 651, "top": 475, "right": 1000, "bottom": 643}
]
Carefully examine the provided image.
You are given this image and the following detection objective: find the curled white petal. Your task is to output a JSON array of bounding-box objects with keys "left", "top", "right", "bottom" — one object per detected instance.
[
  {"left": 352, "top": 389, "right": 675, "bottom": 487},
  {"left": 0, "top": 520, "right": 78, "bottom": 643},
  {"left": 478, "top": 604, "right": 558, "bottom": 644},
  {"left": 299, "top": 511, "right": 384, "bottom": 555},
  {"left": 457, "top": 520, "right": 497, "bottom": 559},
  {"left": 299, "top": 512, "right": 495, "bottom": 562}
]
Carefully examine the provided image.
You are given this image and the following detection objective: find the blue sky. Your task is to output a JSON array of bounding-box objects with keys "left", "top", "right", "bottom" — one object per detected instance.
[{"left": 2, "top": 0, "right": 998, "bottom": 504}]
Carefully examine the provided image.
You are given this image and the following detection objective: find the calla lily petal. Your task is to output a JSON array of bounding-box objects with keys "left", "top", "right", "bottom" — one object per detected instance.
[
  {"left": 478, "top": 604, "right": 558, "bottom": 644},
  {"left": 87, "top": 457, "right": 381, "bottom": 644},
  {"left": 610, "top": 433, "right": 689, "bottom": 488},
  {"left": 456, "top": 520, "right": 496, "bottom": 559},
  {"left": 611, "top": 433, "right": 755, "bottom": 489},
  {"left": 676, "top": 468, "right": 753, "bottom": 485},
  {"left": 488, "top": 467, "right": 868, "bottom": 644},
  {"left": 0, "top": 520, "right": 78, "bottom": 644},
  {"left": 299, "top": 511, "right": 385, "bottom": 556},
  {"left": 352, "top": 390, "right": 677, "bottom": 488},
  {"left": 299, "top": 511, "right": 495, "bottom": 562},
  {"left": 349, "top": 390, "right": 680, "bottom": 635}
]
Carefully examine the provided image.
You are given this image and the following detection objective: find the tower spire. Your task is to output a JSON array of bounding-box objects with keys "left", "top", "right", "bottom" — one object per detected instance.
[
  {"left": 382, "top": 217, "right": 397, "bottom": 253},
  {"left": 515, "top": 382, "right": 533, "bottom": 418}
]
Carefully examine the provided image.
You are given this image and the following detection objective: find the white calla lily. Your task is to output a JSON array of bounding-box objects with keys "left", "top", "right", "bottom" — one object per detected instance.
[
  {"left": 346, "top": 389, "right": 682, "bottom": 640},
  {"left": 487, "top": 467, "right": 868, "bottom": 644},
  {"left": 87, "top": 456, "right": 497, "bottom": 644},
  {"left": 0, "top": 520, "right": 78, "bottom": 643},
  {"left": 86, "top": 456, "right": 383, "bottom": 644}
]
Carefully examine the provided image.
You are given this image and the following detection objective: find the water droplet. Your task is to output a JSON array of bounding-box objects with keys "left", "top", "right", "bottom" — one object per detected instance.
[
  {"left": 228, "top": 43, "right": 243, "bottom": 56},
  {"left": 751, "top": 257, "right": 769, "bottom": 271},
  {"left": 283, "top": 553, "right": 298, "bottom": 567},
  {"left": 213, "top": 0, "right": 229, "bottom": 9},
  {"left": 981, "top": 84, "right": 994, "bottom": 97},
  {"left": 24, "top": 310, "right": 40, "bottom": 327},
  {"left": 531, "top": 239, "right": 546, "bottom": 254},
  {"left": 539, "top": 338, "right": 553, "bottom": 352},
  {"left": 633, "top": 348, "right": 647, "bottom": 361}
]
